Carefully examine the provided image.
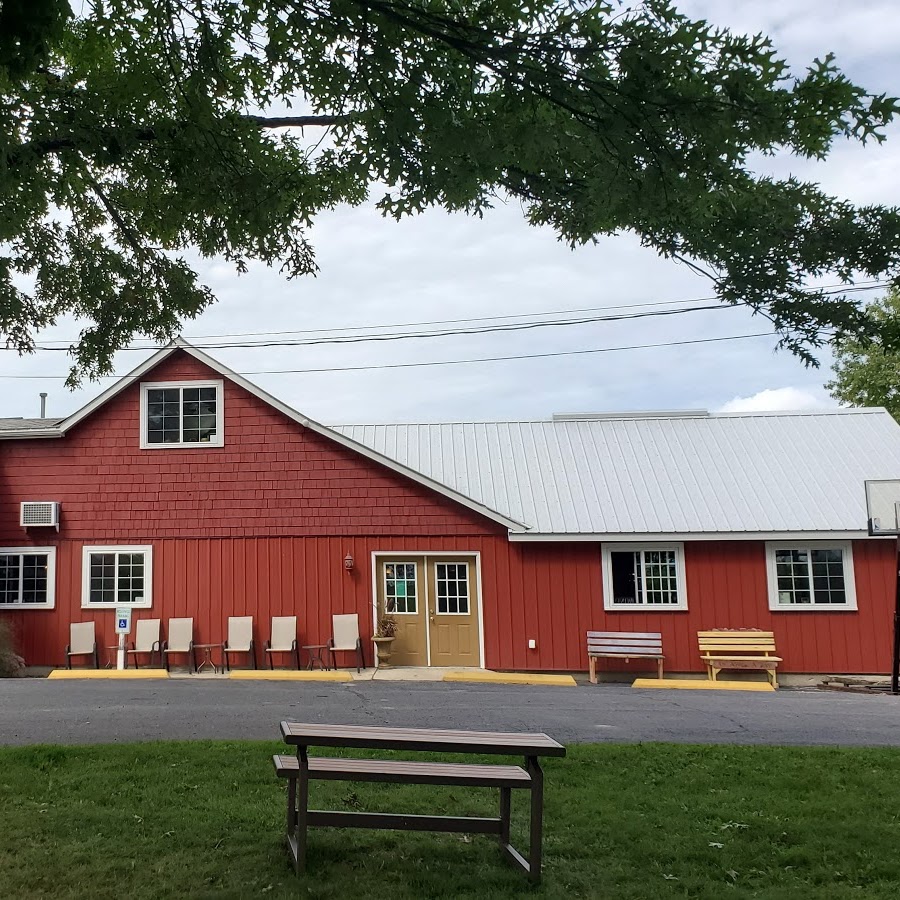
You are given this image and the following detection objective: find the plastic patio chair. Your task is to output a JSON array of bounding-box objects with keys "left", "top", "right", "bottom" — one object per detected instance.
[
  {"left": 264, "top": 616, "right": 300, "bottom": 669},
  {"left": 126, "top": 619, "right": 161, "bottom": 668},
  {"left": 163, "top": 617, "right": 195, "bottom": 672},
  {"left": 223, "top": 616, "right": 257, "bottom": 670},
  {"left": 65, "top": 621, "right": 99, "bottom": 669},
  {"left": 328, "top": 613, "right": 366, "bottom": 672}
]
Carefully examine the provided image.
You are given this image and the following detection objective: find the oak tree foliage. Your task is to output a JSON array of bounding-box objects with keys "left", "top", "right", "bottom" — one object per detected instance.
[
  {"left": 827, "top": 289, "right": 900, "bottom": 421},
  {"left": 2, "top": 0, "right": 900, "bottom": 384}
]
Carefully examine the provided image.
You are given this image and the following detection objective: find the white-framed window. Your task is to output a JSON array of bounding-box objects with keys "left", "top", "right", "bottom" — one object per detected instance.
[
  {"left": 140, "top": 380, "right": 224, "bottom": 448},
  {"left": 765, "top": 542, "right": 857, "bottom": 611},
  {"left": 383, "top": 562, "right": 418, "bottom": 614},
  {"left": 602, "top": 544, "right": 688, "bottom": 611},
  {"left": 82, "top": 546, "right": 152, "bottom": 609},
  {"left": 0, "top": 547, "right": 56, "bottom": 609},
  {"left": 435, "top": 562, "right": 470, "bottom": 615}
]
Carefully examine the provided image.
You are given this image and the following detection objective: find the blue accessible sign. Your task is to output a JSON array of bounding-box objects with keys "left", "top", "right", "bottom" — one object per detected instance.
[{"left": 115, "top": 607, "right": 132, "bottom": 635}]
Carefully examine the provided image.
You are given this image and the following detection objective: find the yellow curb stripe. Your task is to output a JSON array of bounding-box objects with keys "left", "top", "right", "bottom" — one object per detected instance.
[
  {"left": 443, "top": 671, "right": 576, "bottom": 686},
  {"left": 632, "top": 678, "right": 775, "bottom": 692},
  {"left": 48, "top": 669, "right": 170, "bottom": 679},
  {"left": 228, "top": 670, "right": 352, "bottom": 682}
]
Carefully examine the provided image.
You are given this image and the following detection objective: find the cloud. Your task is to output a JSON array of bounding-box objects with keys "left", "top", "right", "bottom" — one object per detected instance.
[{"left": 718, "top": 387, "right": 836, "bottom": 413}]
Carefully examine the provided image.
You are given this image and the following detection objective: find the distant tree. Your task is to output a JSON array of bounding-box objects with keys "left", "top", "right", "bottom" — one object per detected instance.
[
  {"left": 3, "top": 0, "right": 900, "bottom": 384},
  {"left": 827, "top": 289, "right": 900, "bottom": 420}
]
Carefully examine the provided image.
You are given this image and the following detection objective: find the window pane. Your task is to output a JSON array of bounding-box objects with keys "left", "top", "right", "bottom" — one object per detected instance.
[
  {"left": 610, "top": 551, "right": 640, "bottom": 604},
  {"left": 0, "top": 554, "right": 20, "bottom": 604},
  {"left": 89, "top": 553, "right": 116, "bottom": 603},
  {"left": 21, "top": 555, "right": 48, "bottom": 604},
  {"left": 384, "top": 562, "right": 417, "bottom": 614},
  {"left": 435, "top": 563, "right": 469, "bottom": 614}
]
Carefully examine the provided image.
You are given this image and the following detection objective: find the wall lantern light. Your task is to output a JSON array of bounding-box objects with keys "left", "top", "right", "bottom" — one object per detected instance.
[{"left": 344, "top": 553, "right": 354, "bottom": 571}]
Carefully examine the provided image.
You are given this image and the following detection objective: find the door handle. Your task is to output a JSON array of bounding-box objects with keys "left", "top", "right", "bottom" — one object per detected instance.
[{"left": 429, "top": 610, "right": 435, "bottom": 622}]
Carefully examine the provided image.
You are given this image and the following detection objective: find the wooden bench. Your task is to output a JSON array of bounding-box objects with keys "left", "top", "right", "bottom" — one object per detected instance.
[
  {"left": 276, "top": 722, "right": 566, "bottom": 883},
  {"left": 587, "top": 631, "right": 664, "bottom": 683},
  {"left": 698, "top": 630, "right": 782, "bottom": 688}
]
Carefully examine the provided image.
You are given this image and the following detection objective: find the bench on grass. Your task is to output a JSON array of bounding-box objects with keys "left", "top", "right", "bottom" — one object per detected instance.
[
  {"left": 587, "top": 631, "right": 665, "bottom": 683},
  {"left": 275, "top": 722, "right": 566, "bottom": 883},
  {"left": 698, "top": 629, "right": 782, "bottom": 688}
]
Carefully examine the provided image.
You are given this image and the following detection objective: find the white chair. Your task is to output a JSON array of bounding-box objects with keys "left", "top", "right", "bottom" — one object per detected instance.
[
  {"left": 126, "top": 619, "right": 162, "bottom": 668},
  {"left": 65, "top": 622, "right": 99, "bottom": 669},
  {"left": 223, "top": 616, "right": 256, "bottom": 670},
  {"left": 328, "top": 613, "right": 365, "bottom": 672},
  {"left": 265, "top": 616, "right": 299, "bottom": 669},
  {"left": 163, "top": 618, "right": 195, "bottom": 672}
]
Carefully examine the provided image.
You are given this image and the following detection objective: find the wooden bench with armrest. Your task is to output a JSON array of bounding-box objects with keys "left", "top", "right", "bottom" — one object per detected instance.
[
  {"left": 587, "top": 631, "right": 664, "bottom": 683},
  {"left": 698, "top": 629, "right": 782, "bottom": 688}
]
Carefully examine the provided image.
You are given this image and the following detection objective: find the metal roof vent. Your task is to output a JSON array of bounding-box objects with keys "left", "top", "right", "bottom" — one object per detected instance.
[{"left": 21, "top": 501, "right": 60, "bottom": 529}]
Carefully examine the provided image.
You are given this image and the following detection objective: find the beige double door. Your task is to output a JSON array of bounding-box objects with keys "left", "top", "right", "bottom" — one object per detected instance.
[{"left": 375, "top": 555, "right": 481, "bottom": 667}]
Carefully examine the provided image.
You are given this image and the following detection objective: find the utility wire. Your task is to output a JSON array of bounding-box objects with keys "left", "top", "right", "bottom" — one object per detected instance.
[
  {"left": 20, "top": 280, "right": 891, "bottom": 350},
  {"left": 0, "top": 331, "right": 774, "bottom": 379}
]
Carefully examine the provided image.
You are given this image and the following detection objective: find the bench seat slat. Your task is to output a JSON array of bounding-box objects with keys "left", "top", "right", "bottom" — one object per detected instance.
[
  {"left": 589, "top": 650, "right": 664, "bottom": 659},
  {"left": 273, "top": 755, "right": 532, "bottom": 788},
  {"left": 589, "top": 643, "right": 662, "bottom": 652}
]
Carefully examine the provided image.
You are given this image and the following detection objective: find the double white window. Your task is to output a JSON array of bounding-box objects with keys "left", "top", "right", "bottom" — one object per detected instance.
[
  {"left": 81, "top": 546, "right": 152, "bottom": 609},
  {"left": 765, "top": 542, "right": 856, "bottom": 610},
  {"left": 0, "top": 548, "right": 56, "bottom": 608},
  {"left": 601, "top": 544, "right": 687, "bottom": 611},
  {"left": 140, "top": 380, "right": 224, "bottom": 448}
]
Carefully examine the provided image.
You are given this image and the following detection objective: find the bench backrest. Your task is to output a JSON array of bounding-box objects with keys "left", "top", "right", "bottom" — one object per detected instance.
[
  {"left": 587, "top": 631, "right": 663, "bottom": 656},
  {"left": 698, "top": 630, "right": 777, "bottom": 656}
]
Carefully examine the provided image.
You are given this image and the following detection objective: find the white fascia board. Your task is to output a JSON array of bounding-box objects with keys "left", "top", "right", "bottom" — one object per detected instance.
[{"left": 508, "top": 530, "right": 874, "bottom": 542}]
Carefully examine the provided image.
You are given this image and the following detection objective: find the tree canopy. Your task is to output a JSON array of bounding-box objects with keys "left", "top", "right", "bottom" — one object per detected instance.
[
  {"left": 2, "top": 0, "right": 900, "bottom": 384},
  {"left": 827, "top": 289, "right": 900, "bottom": 420}
]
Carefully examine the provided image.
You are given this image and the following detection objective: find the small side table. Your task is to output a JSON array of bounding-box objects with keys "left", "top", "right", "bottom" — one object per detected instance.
[
  {"left": 105, "top": 645, "right": 122, "bottom": 669},
  {"left": 194, "top": 643, "right": 220, "bottom": 674},
  {"left": 302, "top": 644, "right": 330, "bottom": 671}
]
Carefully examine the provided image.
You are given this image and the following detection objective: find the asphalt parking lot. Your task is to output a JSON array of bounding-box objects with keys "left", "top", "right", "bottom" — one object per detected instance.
[{"left": 1, "top": 678, "right": 899, "bottom": 746}]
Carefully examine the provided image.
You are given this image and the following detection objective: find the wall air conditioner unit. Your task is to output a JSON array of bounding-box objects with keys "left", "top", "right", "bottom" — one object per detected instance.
[{"left": 20, "top": 501, "right": 61, "bottom": 530}]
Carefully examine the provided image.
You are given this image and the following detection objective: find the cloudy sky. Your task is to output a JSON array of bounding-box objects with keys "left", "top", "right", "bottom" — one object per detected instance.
[{"left": 3, "top": 0, "right": 899, "bottom": 424}]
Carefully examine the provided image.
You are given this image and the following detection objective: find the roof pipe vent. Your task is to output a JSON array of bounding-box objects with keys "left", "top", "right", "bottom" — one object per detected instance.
[{"left": 39, "top": 393, "right": 48, "bottom": 418}]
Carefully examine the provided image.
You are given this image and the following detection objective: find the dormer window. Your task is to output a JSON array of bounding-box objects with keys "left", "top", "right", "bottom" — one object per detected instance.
[{"left": 140, "top": 380, "right": 224, "bottom": 448}]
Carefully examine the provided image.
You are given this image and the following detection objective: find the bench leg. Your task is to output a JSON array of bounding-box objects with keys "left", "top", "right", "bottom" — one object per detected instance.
[
  {"left": 657, "top": 658, "right": 664, "bottom": 680},
  {"left": 588, "top": 656, "right": 597, "bottom": 685},
  {"left": 770, "top": 669, "right": 778, "bottom": 689},
  {"left": 290, "top": 748, "right": 309, "bottom": 875},
  {"left": 499, "top": 787, "right": 511, "bottom": 847},
  {"left": 286, "top": 774, "right": 297, "bottom": 834},
  {"left": 526, "top": 756, "right": 544, "bottom": 884}
]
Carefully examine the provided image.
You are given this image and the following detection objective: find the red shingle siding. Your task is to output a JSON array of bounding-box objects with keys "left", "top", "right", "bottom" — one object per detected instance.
[{"left": 0, "top": 351, "right": 501, "bottom": 543}]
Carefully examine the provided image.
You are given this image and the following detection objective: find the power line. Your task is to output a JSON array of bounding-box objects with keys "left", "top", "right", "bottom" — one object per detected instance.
[
  {"left": 0, "top": 331, "right": 775, "bottom": 379},
  {"left": 20, "top": 280, "right": 891, "bottom": 350}
]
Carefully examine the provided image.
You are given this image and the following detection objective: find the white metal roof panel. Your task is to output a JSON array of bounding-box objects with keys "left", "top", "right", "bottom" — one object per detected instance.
[{"left": 333, "top": 410, "right": 900, "bottom": 535}]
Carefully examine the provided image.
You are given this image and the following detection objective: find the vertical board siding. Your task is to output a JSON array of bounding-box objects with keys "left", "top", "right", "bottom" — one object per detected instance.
[{"left": 5, "top": 535, "right": 897, "bottom": 672}]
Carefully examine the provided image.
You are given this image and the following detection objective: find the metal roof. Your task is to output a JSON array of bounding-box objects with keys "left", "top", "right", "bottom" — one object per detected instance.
[{"left": 333, "top": 410, "right": 900, "bottom": 537}]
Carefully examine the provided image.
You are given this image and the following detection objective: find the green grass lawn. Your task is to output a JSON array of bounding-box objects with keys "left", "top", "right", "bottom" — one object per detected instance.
[{"left": 1, "top": 741, "right": 899, "bottom": 899}]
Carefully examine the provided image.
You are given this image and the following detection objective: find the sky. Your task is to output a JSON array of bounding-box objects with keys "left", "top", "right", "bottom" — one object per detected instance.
[{"left": 2, "top": 0, "right": 899, "bottom": 424}]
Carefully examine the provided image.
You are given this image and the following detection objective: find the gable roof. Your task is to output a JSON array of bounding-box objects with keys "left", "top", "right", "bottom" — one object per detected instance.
[
  {"left": 0, "top": 339, "right": 526, "bottom": 532},
  {"left": 333, "top": 410, "right": 900, "bottom": 539}
]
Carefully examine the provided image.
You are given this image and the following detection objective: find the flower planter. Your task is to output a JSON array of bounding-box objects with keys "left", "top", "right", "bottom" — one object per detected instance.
[{"left": 373, "top": 635, "right": 395, "bottom": 668}]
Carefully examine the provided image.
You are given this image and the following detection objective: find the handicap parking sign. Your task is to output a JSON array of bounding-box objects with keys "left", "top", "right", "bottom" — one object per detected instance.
[{"left": 115, "top": 607, "right": 131, "bottom": 635}]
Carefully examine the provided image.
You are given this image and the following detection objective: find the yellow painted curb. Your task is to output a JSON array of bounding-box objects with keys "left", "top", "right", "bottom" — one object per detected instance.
[
  {"left": 443, "top": 671, "right": 576, "bottom": 687},
  {"left": 632, "top": 678, "right": 775, "bottom": 692},
  {"left": 48, "top": 669, "right": 170, "bottom": 679},
  {"left": 228, "top": 670, "right": 352, "bottom": 682}
]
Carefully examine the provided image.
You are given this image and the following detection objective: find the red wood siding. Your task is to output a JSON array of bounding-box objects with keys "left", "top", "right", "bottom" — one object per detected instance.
[
  {"left": 3, "top": 535, "right": 895, "bottom": 673},
  {"left": 0, "top": 350, "right": 895, "bottom": 673}
]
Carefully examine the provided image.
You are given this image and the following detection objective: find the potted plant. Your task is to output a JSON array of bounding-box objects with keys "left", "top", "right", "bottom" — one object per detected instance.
[{"left": 373, "top": 615, "right": 398, "bottom": 668}]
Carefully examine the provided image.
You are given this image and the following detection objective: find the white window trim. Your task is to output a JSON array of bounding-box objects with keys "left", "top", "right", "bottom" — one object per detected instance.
[
  {"left": 0, "top": 547, "right": 56, "bottom": 610},
  {"left": 765, "top": 541, "right": 857, "bottom": 611},
  {"left": 601, "top": 543, "right": 688, "bottom": 611},
  {"left": 81, "top": 545, "right": 153, "bottom": 609},
  {"left": 139, "top": 380, "right": 224, "bottom": 449},
  {"left": 434, "top": 561, "right": 472, "bottom": 616}
]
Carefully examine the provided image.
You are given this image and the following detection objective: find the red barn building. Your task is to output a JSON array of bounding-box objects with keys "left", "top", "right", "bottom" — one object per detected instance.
[{"left": 1, "top": 338, "right": 899, "bottom": 676}]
